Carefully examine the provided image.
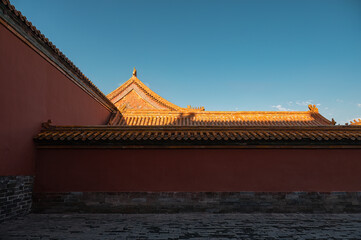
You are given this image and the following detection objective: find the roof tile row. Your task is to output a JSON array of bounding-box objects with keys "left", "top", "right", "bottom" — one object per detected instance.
[
  {"left": 108, "top": 111, "right": 332, "bottom": 127},
  {"left": 35, "top": 125, "right": 361, "bottom": 146}
]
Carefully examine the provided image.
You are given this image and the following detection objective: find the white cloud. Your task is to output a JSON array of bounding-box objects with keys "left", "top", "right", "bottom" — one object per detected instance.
[
  {"left": 296, "top": 100, "right": 313, "bottom": 106},
  {"left": 273, "top": 101, "right": 321, "bottom": 112},
  {"left": 357, "top": 104, "right": 361, "bottom": 107},
  {"left": 336, "top": 99, "right": 343, "bottom": 103},
  {"left": 272, "top": 105, "right": 293, "bottom": 111}
]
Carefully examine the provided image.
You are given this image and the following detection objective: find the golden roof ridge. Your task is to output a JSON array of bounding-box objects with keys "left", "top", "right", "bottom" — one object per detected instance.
[{"left": 121, "top": 109, "right": 318, "bottom": 114}]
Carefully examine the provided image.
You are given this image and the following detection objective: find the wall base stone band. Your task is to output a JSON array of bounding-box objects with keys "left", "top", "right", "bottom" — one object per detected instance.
[
  {"left": 33, "top": 192, "right": 361, "bottom": 214},
  {"left": 0, "top": 176, "right": 33, "bottom": 222}
]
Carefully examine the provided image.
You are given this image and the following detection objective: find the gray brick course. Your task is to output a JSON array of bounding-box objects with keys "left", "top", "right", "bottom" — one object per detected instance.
[
  {"left": 33, "top": 192, "right": 361, "bottom": 214},
  {"left": 0, "top": 176, "right": 33, "bottom": 222}
]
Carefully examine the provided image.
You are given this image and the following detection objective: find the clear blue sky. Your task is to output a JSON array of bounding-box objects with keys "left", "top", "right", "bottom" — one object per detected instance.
[{"left": 11, "top": 0, "right": 361, "bottom": 124}]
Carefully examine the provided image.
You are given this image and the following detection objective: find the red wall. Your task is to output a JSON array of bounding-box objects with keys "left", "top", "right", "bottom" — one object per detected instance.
[
  {"left": 0, "top": 24, "right": 111, "bottom": 175},
  {"left": 35, "top": 148, "right": 361, "bottom": 192}
]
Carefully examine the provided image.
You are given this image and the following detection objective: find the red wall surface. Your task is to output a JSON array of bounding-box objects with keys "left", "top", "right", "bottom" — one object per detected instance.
[
  {"left": 36, "top": 148, "right": 361, "bottom": 192},
  {"left": 0, "top": 24, "right": 111, "bottom": 175}
]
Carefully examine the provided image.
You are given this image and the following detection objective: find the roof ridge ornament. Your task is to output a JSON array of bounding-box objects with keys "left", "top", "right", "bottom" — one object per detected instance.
[
  {"left": 187, "top": 105, "right": 205, "bottom": 111},
  {"left": 308, "top": 104, "right": 318, "bottom": 113},
  {"left": 132, "top": 67, "right": 137, "bottom": 77},
  {"left": 350, "top": 118, "right": 361, "bottom": 125},
  {"left": 41, "top": 119, "right": 53, "bottom": 130}
]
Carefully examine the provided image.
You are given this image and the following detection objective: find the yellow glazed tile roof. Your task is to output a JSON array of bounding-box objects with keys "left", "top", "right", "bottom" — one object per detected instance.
[{"left": 106, "top": 69, "right": 332, "bottom": 127}]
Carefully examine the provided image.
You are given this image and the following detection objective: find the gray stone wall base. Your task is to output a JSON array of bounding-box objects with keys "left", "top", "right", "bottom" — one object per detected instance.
[
  {"left": 33, "top": 192, "right": 361, "bottom": 213},
  {"left": 0, "top": 176, "right": 34, "bottom": 222}
]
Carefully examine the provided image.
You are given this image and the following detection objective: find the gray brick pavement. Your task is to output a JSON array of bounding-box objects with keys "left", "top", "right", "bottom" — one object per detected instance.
[{"left": 0, "top": 213, "right": 361, "bottom": 239}]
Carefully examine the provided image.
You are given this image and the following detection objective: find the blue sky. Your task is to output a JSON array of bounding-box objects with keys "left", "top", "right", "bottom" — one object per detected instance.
[{"left": 11, "top": 0, "right": 361, "bottom": 124}]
